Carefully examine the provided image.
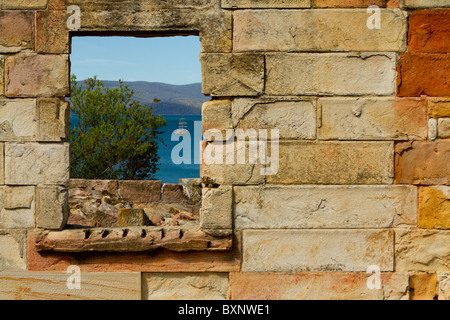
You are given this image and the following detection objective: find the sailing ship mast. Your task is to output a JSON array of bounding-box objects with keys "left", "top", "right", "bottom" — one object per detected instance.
[{"left": 175, "top": 117, "right": 188, "bottom": 136}]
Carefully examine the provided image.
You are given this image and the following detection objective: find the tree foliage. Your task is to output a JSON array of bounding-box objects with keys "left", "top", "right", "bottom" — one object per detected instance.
[{"left": 69, "top": 75, "right": 166, "bottom": 180}]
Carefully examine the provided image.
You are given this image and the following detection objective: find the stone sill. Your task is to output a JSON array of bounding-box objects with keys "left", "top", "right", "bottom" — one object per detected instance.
[{"left": 34, "top": 226, "right": 232, "bottom": 253}]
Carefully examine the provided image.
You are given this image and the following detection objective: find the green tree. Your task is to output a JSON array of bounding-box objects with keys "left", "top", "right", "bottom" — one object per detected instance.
[{"left": 69, "top": 75, "right": 166, "bottom": 180}]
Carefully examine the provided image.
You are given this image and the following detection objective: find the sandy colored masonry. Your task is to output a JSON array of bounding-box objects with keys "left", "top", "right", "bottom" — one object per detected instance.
[{"left": 0, "top": 0, "right": 449, "bottom": 300}]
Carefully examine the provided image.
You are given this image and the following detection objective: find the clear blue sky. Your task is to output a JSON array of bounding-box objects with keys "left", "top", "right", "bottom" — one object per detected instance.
[{"left": 70, "top": 36, "right": 202, "bottom": 85}]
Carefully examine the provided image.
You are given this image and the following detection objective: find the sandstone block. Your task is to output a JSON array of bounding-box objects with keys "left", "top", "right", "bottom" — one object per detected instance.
[
  {"left": 199, "top": 9, "right": 233, "bottom": 53},
  {"left": 27, "top": 227, "right": 241, "bottom": 273},
  {"left": 409, "top": 273, "right": 438, "bottom": 300},
  {"left": 267, "top": 141, "right": 394, "bottom": 185},
  {"left": 419, "top": 186, "right": 450, "bottom": 230},
  {"left": 0, "top": 55, "right": 4, "bottom": 96},
  {"left": 202, "top": 99, "right": 232, "bottom": 134},
  {"left": 397, "top": 53, "right": 450, "bottom": 97},
  {"left": 403, "top": 0, "right": 450, "bottom": 8},
  {"left": 178, "top": 178, "right": 202, "bottom": 205},
  {"left": 438, "top": 118, "right": 450, "bottom": 139},
  {"left": 118, "top": 180, "right": 162, "bottom": 203},
  {"left": 1, "top": 0, "right": 47, "bottom": 9},
  {"left": 242, "top": 229, "right": 394, "bottom": 272},
  {"left": 5, "top": 53, "right": 69, "bottom": 97},
  {"left": 222, "top": 0, "right": 310, "bottom": 8},
  {"left": 36, "top": 11, "right": 70, "bottom": 54},
  {"left": 200, "top": 53, "right": 264, "bottom": 96},
  {"left": 0, "top": 186, "right": 35, "bottom": 228},
  {"left": 0, "top": 272, "right": 141, "bottom": 300},
  {"left": 200, "top": 186, "right": 233, "bottom": 229},
  {"left": 0, "top": 230, "right": 26, "bottom": 271},
  {"left": 5, "top": 143, "right": 70, "bottom": 185},
  {"left": 0, "top": 11, "right": 34, "bottom": 53},
  {"left": 395, "top": 229, "right": 450, "bottom": 272},
  {"left": 0, "top": 143, "right": 3, "bottom": 184},
  {"left": 200, "top": 140, "right": 266, "bottom": 185},
  {"left": 234, "top": 9, "right": 407, "bottom": 52},
  {"left": 229, "top": 272, "right": 409, "bottom": 300},
  {"left": 38, "top": 98, "right": 69, "bottom": 142},
  {"left": 409, "top": 10, "right": 450, "bottom": 53},
  {"left": 0, "top": 99, "right": 38, "bottom": 141},
  {"left": 319, "top": 97, "right": 427, "bottom": 140},
  {"left": 439, "top": 274, "right": 450, "bottom": 300},
  {"left": 44, "top": 1, "right": 231, "bottom": 53},
  {"left": 142, "top": 273, "right": 228, "bottom": 300},
  {"left": 36, "top": 186, "right": 69, "bottom": 230},
  {"left": 161, "top": 183, "right": 185, "bottom": 203},
  {"left": 429, "top": 98, "right": 450, "bottom": 118},
  {"left": 429, "top": 118, "right": 438, "bottom": 141},
  {"left": 395, "top": 141, "right": 449, "bottom": 185},
  {"left": 232, "top": 99, "right": 316, "bottom": 140},
  {"left": 70, "top": 179, "right": 119, "bottom": 194},
  {"left": 234, "top": 185, "right": 417, "bottom": 229},
  {"left": 117, "top": 208, "right": 150, "bottom": 227},
  {"left": 313, "top": 0, "right": 391, "bottom": 7},
  {"left": 266, "top": 53, "right": 396, "bottom": 96}
]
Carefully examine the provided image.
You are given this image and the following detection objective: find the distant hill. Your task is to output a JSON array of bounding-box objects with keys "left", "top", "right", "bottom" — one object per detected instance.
[{"left": 80, "top": 80, "right": 208, "bottom": 116}]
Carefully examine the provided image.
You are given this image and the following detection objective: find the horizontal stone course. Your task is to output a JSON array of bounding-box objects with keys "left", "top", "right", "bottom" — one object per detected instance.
[
  {"left": 267, "top": 141, "right": 394, "bottom": 185},
  {"left": 242, "top": 229, "right": 394, "bottom": 272},
  {"left": 1, "top": 0, "right": 48, "bottom": 9},
  {"left": 229, "top": 272, "right": 409, "bottom": 300},
  {"left": 266, "top": 53, "right": 397, "bottom": 96},
  {"left": 0, "top": 272, "right": 141, "bottom": 300},
  {"left": 222, "top": 0, "right": 310, "bottom": 8},
  {"left": 46, "top": 1, "right": 232, "bottom": 53},
  {"left": 234, "top": 185, "right": 417, "bottom": 229},
  {"left": 313, "top": 0, "right": 395, "bottom": 7},
  {"left": 27, "top": 231, "right": 241, "bottom": 272},
  {"left": 318, "top": 97, "right": 427, "bottom": 140},
  {"left": 233, "top": 9, "right": 407, "bottom": 53},
  {"left": 403, "top": 0, "right": 450, "bottom": 8}
]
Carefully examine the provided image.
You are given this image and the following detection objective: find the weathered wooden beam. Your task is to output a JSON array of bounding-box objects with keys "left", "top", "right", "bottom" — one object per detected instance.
[{"left": 34, "top": 227, "right": 232, "bottom": 253}]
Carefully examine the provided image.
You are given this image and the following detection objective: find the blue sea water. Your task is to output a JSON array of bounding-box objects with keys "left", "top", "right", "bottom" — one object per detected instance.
[
  {"left": 70, "top": 114, "right": 201, "bottom": 184},
  {"left": 154, "top": 115, "right": 202, "bottom": 183}
]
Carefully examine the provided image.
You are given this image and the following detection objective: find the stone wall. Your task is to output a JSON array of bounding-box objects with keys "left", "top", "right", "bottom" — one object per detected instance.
[
  {"left": 68, "top": 179, "right": 202, "bottom": 228},
  {"left": 0, "top": 0, "right": 449, "bottom": 300}
]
